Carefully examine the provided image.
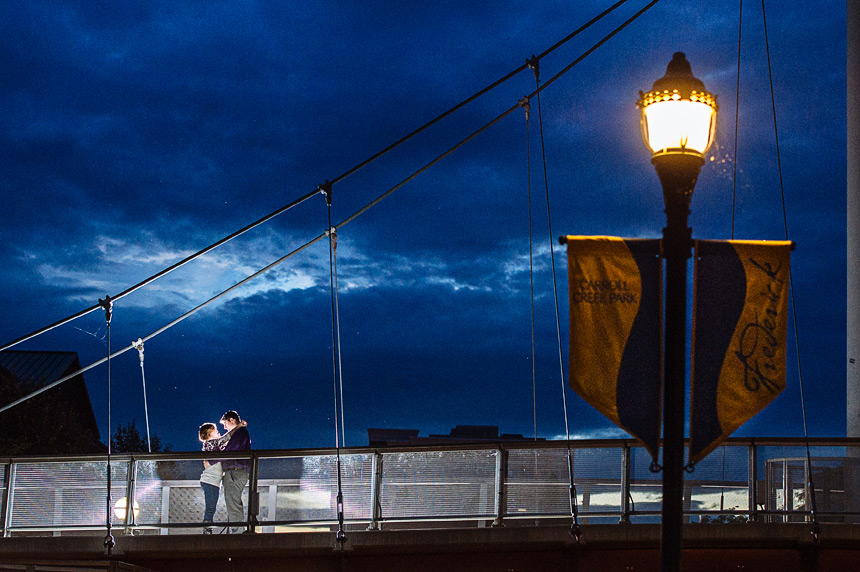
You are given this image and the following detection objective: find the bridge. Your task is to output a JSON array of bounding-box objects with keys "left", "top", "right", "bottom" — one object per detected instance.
[{"left": 1, "top": 438, "right": 860, "bottom": 570}]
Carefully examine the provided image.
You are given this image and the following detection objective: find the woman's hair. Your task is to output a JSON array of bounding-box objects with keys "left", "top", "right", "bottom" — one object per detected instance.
[{"left": 198, "top": 422, "right": 216, "bottom": 442}]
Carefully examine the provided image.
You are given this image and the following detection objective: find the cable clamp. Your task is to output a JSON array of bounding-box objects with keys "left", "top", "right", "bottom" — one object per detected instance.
[
  {"left": 526, "top": 54, "right": 540, "bottom": 80},
  {"left": 810, "top": 521, "right": 821, "bottom": 544},
  {"left": 570, "top": 522, "right": 582, "bottom": 543},
  {"left": 132, "top": 338, "right": 145, "bottom": 363},
  {"left": 319, "top": 180, "right": 333, "bottom": 206},
  {"left": 518, "top": 96, "right": 531, "bottom": 120},
  {"left": 649, "top": 460, "right": 662, "bottom": 473},
  {"left": 98, "top": 295, "right": 113, "bottom": 325}
]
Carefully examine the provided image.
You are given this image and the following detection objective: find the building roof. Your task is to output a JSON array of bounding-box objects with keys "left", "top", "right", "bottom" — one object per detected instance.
[
  {"left": 0, "top": 350, "right": 81, "bottom": 387},
  {"left": 0, "top": 350, "right": 103, "bottom": 455},
  {"left": 368, "top": 425, "right": 545, "bottom": 447}
]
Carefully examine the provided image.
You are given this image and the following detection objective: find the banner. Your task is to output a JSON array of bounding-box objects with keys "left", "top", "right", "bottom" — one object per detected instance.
[
  {"left": 690, "top": 240, "right": 792, "bottom": 463},
  {"left": 564, "top": 236, "right": 663, "bottom": 459}
]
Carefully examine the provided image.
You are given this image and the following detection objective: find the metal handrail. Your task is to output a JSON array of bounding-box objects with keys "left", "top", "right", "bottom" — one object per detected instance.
[{"left": 1, "top": 438, "right": 858, "bottom": 536}]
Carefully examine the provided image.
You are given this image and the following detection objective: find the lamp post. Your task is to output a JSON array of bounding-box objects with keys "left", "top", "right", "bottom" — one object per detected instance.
[{"left": 637, "top": 52, "right": 718, "bottom": 572}]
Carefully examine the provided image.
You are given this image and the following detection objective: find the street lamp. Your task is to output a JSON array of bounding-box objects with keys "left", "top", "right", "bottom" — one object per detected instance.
[{"left": 637, "top": 52, "right": 718, "bottom": 572}]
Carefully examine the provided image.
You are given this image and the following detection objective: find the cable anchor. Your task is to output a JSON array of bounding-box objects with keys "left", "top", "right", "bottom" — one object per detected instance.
[
  {"left": 335, "top": 490, "right": 347, "bottom": 545},
  {"left": 649, "top": 460, "right": 662, "bottom": 473},
  {"left": 569, "top": 483, "right": 582, "bottom": 543},
  {"left": 104, "top": 531, "right": 115, "bottom": 552},
  {"left": 319, "top": 180, "right": 333, "bottom": 206},
  {"left": 98, "top": 295, "right": 113, "bottom": 324},
  {"left": 810, "top": 520, "right": 821, "bottom": 544}
]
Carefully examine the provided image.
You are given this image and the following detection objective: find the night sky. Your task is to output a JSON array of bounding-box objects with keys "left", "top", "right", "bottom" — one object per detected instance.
[{"left": 0, "top": 1, "right": 847, "bottom": 453}]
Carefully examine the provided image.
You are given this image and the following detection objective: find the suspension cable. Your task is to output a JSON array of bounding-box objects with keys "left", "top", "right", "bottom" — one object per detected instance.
[
  {"left": 131, "top": 338, "right": 152, "bottom": 453},
  {"left": 530, "top": 0, "right": 664, "bottom": 99},
  {"left": 0, "top": 189, "right": 321, "bottom": 353},
  {"left": 731, "top": 0, "right": 744, "bottom": 239},
  {"left": 324, "top": 185, "right": 348, "bottom": 546},
  {"left": 0, "top": 2, "right": 635, "bottom": 355},
  {"left": 2, "top": 0, "right": 665, "bottom": 414},
  {"left": 761, "top": 0, "right": 819, "bottom": 542},
  {"left": 329, "top": 0, "right": 631, "bottom": 187},
  {"left": 530, "top": 59, "right": 581, "bottom": 542},
  {"left": 99, "top": 296, "right": 115, "bottom": 553},
  {"left": 0, "top": 233, "right": 328, "bottom": 415},
  {"left": 520, "top": 94, "right": 538, "bottom": 441}
]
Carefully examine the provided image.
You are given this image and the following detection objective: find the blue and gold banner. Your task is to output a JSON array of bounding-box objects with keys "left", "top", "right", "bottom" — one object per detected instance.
[
  {"left": 690, "top": 240, "right": 792, "bottom": 463},
  {"left": 564, "top": 236, "right": 663, "bottom": 459}
]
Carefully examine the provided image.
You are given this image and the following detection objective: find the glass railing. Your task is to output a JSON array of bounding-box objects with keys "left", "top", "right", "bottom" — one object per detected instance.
[{"left": 2, "top": 439, "right": 858, "bottom": 536}]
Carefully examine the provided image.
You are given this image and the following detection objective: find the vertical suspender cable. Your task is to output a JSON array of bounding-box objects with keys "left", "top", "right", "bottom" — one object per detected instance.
[
  {"left": 529, "top": 56, "right": 581, "bottom": 542},
  {"left": 760, "top": 0, "right": 819, "bottom": 541},
  {"left": 323, "top": 182, "right": 348, "bottom": 546},
  {"left": 731, "top": 0, "right": 744, "bottom": 239},
  {"left": 520, "top": 94, "right": 538, "bottom": 441},
  {"left": 132, "top": 339, "right": 152, "bottom": 452},
  {"left": 99, "top": 296, "right": 115, "bottom": 553}
]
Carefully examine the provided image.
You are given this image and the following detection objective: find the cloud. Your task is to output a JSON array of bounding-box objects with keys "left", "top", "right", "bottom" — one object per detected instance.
[{"left": 552, "top": 427, "right": 630, "bottom": 441}]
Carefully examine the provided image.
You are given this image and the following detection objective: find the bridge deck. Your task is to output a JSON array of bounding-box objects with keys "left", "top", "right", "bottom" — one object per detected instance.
[{"left": 1, "top": 523, "right": 859, "bottom": 572}]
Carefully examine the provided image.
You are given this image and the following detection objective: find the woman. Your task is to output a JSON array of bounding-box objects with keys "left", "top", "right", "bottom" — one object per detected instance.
[{"left": 198, "top": 422, "right": 233, "bottom": 534}]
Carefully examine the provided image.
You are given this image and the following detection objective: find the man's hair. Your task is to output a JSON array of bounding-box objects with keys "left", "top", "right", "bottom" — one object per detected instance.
[
  {"left": 220, "top": 410, "right": 241, "bottom": 424},
  {"left": 198, "top": 422, "right": 216, "bottom": 442}
]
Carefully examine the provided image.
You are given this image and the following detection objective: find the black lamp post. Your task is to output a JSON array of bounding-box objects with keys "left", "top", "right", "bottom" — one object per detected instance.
[{"left": 637, "top": 52, "right": 718, "bottom": 572}]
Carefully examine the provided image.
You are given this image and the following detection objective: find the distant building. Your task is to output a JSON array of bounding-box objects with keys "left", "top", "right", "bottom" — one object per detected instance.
[
  {"left": 367, "top": 425, "right": 545, "bottom": 447},
  {"left": 0, "top": 350, "right": 104, "bottom": 456}
]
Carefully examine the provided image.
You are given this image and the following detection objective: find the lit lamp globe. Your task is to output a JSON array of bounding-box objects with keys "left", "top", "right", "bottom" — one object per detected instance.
[
  {"left": 113, "top": 497, "right": 140, "bottom": 521},
  {"left": 637, "top": 52, "right": 718, "bottom": 211}
]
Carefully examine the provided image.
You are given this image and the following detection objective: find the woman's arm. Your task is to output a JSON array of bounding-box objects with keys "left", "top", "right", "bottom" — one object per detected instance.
[{"left": 209, "top": 431, "right": 233, "bottom": 451}]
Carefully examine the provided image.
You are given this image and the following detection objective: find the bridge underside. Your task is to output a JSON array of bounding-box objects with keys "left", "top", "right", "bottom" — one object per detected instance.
[{"left": 1, "top": 524, "right": 859, "bottom": 572}]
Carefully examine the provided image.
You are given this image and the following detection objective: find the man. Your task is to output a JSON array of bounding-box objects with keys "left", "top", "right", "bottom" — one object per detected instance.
[{"left": 219, "top": 410, "right": 251, "bottom": 533}]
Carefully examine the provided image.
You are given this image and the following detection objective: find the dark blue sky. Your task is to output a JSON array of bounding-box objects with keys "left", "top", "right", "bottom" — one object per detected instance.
[{"left": 0, "top": 1, "right": 847, "bottom": 452}]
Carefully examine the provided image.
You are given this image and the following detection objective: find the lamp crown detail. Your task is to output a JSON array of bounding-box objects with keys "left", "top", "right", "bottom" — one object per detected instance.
[{"left": 651, "top": 52, "right": 706, "bottom": 94}]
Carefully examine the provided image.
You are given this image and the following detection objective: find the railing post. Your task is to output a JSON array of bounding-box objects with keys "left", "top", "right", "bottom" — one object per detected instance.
[
  {"left": 492, "top": 447, "right": 507, "bottom": 527},
  {"left": 160, "top": 482, "right": 170, "bottom": 535},
  {"left": 748, "top": 442, "right": 758, "bottom": 522},
  {"left": 123, "top": 457, "right": 137, "bottom": 534},
  {"left": 0, "top": 461, "right": 11, "bottom": 538},
  {"left": 367, "top": 451, "right": 382, "bottom": 531},
  {"left": 620, "top": 444, "right": 631, "bottom": 523},
  {"left": 4, "top": 462, "right": 17, "bottom": 538},
  {"left": 248, "top": 453, "right": 259, "bottom": 533}
]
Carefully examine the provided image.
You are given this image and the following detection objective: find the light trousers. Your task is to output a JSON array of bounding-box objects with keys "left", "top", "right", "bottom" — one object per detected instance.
[{"left": 222, "top": 468, "right": 249, "bottom": 532}]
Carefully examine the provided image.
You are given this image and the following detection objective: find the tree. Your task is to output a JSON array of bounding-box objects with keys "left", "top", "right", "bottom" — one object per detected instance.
[{"left": 111, "top": 419, "right": 172, "bottom": 453}]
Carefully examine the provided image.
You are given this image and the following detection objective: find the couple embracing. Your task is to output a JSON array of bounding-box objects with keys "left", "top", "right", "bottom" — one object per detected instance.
[{"left": 198, "top": 410, "right": 251, "bottom": 534}]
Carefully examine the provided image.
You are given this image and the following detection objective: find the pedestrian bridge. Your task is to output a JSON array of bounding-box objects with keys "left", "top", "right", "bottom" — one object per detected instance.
[{"left": 1, "top": 438, "right": 859, "bottom": 571}]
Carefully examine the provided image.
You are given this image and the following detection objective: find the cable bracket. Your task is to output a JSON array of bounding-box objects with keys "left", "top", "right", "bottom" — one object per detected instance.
[
  {"left": 132, "top": 338, "right": 145, "bottom": 364},
  {"left": 518, "top": 96, "right": 531, "bottom": 120},
  {"left": 319, "top": 180, "right": 333, "bottom": 206},
  {"left": 526, "top": 54, "right": 540, "bottom": 80},
  {"left": 98, "top": 295, "right": 113, "bottom": 325}
]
